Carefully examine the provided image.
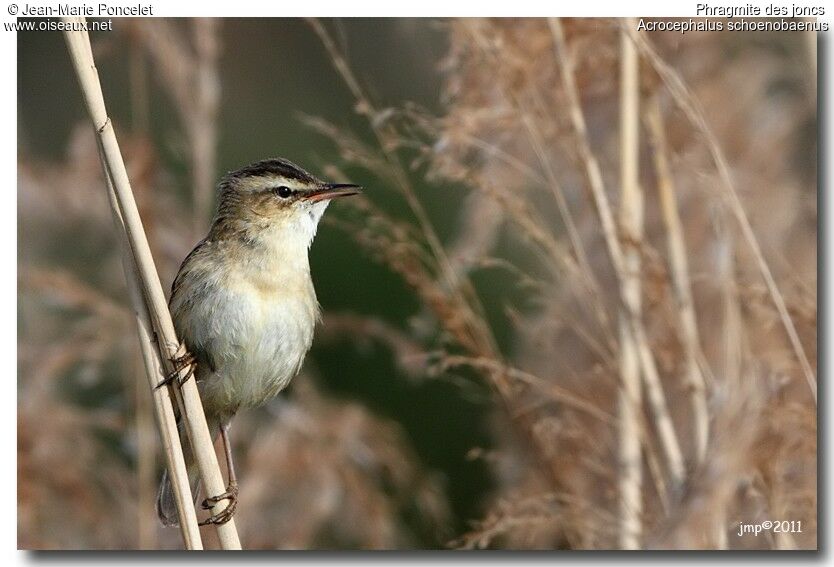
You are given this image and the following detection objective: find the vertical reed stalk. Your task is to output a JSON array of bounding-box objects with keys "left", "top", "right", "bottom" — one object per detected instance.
[
  {"left": 714, "top": 207, "right": 741, "bottom": 549},
  {"left": 645, "top": 97, "right": 710, "bottom": 464},
  {"left": 628, "top": 27, "right": 816, "bottom": 403},
  {"left": 549, "top": 19, "right": 686, "bottom": 490},
  {"left": 617, "top": 18, "right": 643, "bottom": 549},
  {"left": 64, "top": 20, "right": 241, "bottom": 549},
  {"left": 101, "top": 155, "right": 203, "bottom": 549}
]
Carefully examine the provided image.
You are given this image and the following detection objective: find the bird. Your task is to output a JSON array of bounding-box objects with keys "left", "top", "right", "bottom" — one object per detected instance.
[{"left": 156, "top": 157, "right": 361, "bottom": 526}]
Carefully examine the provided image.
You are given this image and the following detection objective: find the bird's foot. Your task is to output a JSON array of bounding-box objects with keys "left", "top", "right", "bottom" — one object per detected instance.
[
  {"left": 199, "top": 481, "right": 238, "bottom": 526},
  {"left": 155, "top": 345, "right": 197, "bottom": 390}
]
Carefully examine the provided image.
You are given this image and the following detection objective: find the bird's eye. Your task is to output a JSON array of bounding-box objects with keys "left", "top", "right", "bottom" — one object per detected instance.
[{"left": 273, "top": 186, "right": 294, "bottom": 199}]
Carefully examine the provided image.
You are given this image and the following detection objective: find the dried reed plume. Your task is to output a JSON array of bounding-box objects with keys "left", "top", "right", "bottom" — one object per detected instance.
[{"left": 307, "top": 18, "right": 817, "bottom": 549}]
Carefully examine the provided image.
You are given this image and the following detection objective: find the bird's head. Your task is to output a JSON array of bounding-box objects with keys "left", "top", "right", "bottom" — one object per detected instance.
[{"left": 212, "top": 157, "right": 361, "bottom": 246}]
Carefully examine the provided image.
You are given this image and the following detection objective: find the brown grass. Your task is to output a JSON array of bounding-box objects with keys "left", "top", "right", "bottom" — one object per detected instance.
[{"left": 307, "top": 18, "right": 817, "bottom": 549}]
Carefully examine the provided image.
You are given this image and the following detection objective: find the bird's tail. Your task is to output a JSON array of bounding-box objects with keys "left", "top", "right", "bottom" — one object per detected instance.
[{"left": 156, "top": 417, "right": 220, "bottom": 527}]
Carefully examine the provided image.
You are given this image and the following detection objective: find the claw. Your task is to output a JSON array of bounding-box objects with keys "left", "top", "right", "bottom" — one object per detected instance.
[
  {"left": 199, "top": 481, "right": 238, "bottom": 526},
  {"left": 155, "top": 346, "right": 197, "bottom": 390}
]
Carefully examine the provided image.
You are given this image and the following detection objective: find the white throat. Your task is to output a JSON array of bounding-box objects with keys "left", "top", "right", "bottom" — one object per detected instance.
[
  {"left": 300, "top": 200, "right": 330, "bottom": 246},
  {"left": 253, "top": 200, "right": 330, "bottom": 273}
]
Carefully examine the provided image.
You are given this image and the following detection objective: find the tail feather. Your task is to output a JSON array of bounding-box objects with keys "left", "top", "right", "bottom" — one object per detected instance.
[
  {"left": 156, "top": 461, "right": 201, "bottom": 527},
  {"left": 156, "top": 418, "right": 219, "bottom": 527}
]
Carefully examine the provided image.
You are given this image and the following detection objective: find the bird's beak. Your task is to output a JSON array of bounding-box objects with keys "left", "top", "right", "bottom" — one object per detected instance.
[{"left": 305, "top": 183, "right": 362, "bottom": 203}]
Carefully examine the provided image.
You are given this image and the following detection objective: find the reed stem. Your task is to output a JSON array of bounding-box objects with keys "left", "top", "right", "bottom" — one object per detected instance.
[
  {"left": 550, "top": 18, "right": 686, "bottom": 492},
  {"left": 628, "top": 26, "right": 816, "bottom": 403},
  {"left": 617, "top": 18, "right": 643, "bottom": 549},
  {"left": 63, "top": 19, "right": 241, "bottom": 550},
  {"left": 646, "top": 97, "right": 710, "bottom": 464},
  {"left": 97, "top": 145, "right": 202, "bottom": 548}
]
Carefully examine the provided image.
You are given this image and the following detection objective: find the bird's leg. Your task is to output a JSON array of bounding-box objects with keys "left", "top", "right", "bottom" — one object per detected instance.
[
  {"left": 155, "top": 343, "right": 197, "bottom": 390},
  {"left": 200, "top": 422, "right": 239, "bottom": 526}
]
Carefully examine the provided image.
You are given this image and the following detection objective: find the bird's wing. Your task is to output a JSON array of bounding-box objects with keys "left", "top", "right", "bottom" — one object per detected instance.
[
  {"left": 169, "top": 238, "right": 209, "bottom": 306},
  {"left": 169, "top": 239, "right": 222, "bottom": 375}
]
